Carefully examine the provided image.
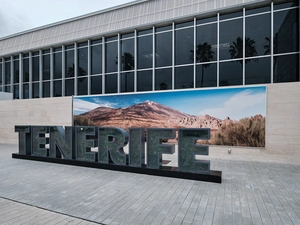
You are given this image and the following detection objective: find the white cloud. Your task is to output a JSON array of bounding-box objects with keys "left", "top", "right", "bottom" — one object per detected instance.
[
  {"left": 92, "top": 98, "right": 118, "bottom": 108},
  {"left": 199, "top": 90, "right": 265, "bottom": 120},
  {"left": 73, "top": 99, "right": 99, "bottom": 115}
]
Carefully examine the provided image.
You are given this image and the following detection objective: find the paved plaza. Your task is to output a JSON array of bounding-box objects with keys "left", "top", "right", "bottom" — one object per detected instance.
[{"left": 0, "top": 143, "right": 299, "bottom": 225}]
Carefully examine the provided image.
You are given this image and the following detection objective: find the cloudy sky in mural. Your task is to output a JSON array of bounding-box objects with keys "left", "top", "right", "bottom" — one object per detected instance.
[
  {"left": 74, "top": 87, "right": 266, "bottom": 120},
  {"left": 73, "top": 86, "right": 266, "bottom": 120}
]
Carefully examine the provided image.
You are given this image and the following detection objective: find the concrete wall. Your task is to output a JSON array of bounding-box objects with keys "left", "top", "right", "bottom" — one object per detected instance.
[
  {"left": 0, "top": 97, "right": 72, "bottom": 144},
  {"left": 0, "top": 82, "right": 300, "bottom": 157},
  {"left": 265, "top": 82, "right": 300, "bottom": 155}
]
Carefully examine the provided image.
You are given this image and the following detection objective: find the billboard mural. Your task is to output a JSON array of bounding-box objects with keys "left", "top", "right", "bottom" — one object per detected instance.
[{"left": 73, "top": 86, "right": 266, "bottom": 147}]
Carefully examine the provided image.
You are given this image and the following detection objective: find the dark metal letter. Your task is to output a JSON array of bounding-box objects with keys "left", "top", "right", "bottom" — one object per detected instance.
[
  {"left": 129, "top": 128, "right": 145, "bottom": 167},
  {"left": 98, "top": 127, "right": 128, "bottom": 165},
  {"left": 31, "top": 126, "right": 49, "bottom": 157},
  {"left": 49, "top": 126, "right": 75, "bottom": 159},
  {"left": 146, "top": 128, "right": 175, "bottom": 169},
  {"left": 75, "top": 126, "right": 98, "bottom": 162},
  {"left": 178, "top": 128, "right": 210, "bottom": 174},
  {"left": 15, "top": 126, "right": 31, "bottom": 155}
]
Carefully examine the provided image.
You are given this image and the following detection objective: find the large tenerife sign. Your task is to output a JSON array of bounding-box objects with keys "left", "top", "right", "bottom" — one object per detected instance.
[{"left": 13, "top": 126, "right": 221, "bottom": 183}]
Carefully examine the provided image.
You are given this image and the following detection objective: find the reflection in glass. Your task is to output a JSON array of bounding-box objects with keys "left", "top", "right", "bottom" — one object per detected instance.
[
  {"left": 245, "top": 57, "right": 271, "bottom": 84},
  {"left": 14, "top": 84, "right": 19, "bottom": 99},
  {"left": 32, "top": 56, "right": 40, "bottom": 82},
  {"left": 23, "top": 83, "right": 29, "bottom": 99},
  {"left": 65, "top": 50, "right": 74, "bottom": 78},
  {"left": 155, "top": 32, "right": 172, "bottom": 67},
  {"left": 121, "top": 38, "right": 134, "bottom": 71},
  {"left": 196, "top": 63, "right": 217, "bottom": 88},
  {"left": 137, "top": 70, "right": 152, "bottom": 91},
  {"left": 219, "top": 60, "right": 243, "bottom": 86},
  {"left": 77, "top": 77, "right": 88, "bottom": 95},
  {"left": 54, "top": 52, "right": 62, "bottom": 79},
  {"left": 54, "top": 80, "right": 62, "bottom": 97},
  {"left": 105, "top": 41, "right": 118, "bottom": 73},
  {"left": 219, "top": 19, "right": 243, "bottom": 60},
  {"left": 274, "top": 54, "right": 299, "bottom": 83},
  {"left": 120, "top": 72, "right": 134, "bottom": 92},
  {"left": 5, "top": 85, "right": 10, "bottom": 93},
  {"left": 196, "top": 23, "right": 217, "bottom": 61},
  {"left": 43, "top": 54, "right": 50, "bottom": 80},
  {"left": 246, "top": 13, "right": 270, "bottom": 56},
  {"left": 274, "top": 8, "right": 299, "bottom": 54},
  {"left": 65, "top": 79, "right": 74, "bottom": 96},
  {"left": 91, "top": 75, "right": 102, "bottom": 95},
  {"left": 138, "top": 35, "right": 153, "bottom": 69},
  {"left": 175, "top": 27, "right": 194, "bottom": 65},
  {"left": 32, "top": 82, "right": 39, "bottom": 98},
  {"left": 78, "top": 47, "right": 88, "bottom": 76},
  {"left": 155, "top": 68, "right": 172, "bottom": 91},
  {"left": 175, "top": 66, "right": 194, "bottom": 89},
  {"left": 14, "top": 60, "right": 19, "bottom": 83},
  {"left": 5, "top": 61, "right": 11, "bottom": 85},
  {"left": 105, "top": 73, "right": 118, "bottom": 93},
  {"left": 197, "top": 16, "right": 217, "bottom": 25},
  {"left": 91, "top": 44, "right": 102, "bottom": 75}
]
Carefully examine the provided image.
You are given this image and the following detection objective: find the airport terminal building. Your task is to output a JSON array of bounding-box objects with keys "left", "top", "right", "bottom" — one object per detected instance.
[{"left": 0, "top": 0, "right": 299, "bottom": 157}]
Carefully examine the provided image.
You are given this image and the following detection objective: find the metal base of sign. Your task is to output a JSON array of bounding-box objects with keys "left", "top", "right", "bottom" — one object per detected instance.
[{"left": 12, "top": 153, "right": 222, "bottom": 183}]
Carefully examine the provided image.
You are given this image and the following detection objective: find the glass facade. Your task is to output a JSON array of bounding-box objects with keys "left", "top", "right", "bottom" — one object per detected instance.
[{"left": 0, "top": 1, "right": 299, "bottom": 99}]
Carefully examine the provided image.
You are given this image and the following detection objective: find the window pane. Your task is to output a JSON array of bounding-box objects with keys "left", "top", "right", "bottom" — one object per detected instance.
[
  {"left": 138, "top": 29, "right": 152, "bottom": 36},
  {"left": 196, "top": 63, "right": 217, "bottom": 88},
  {"left": 245, "top": 57, "right": 271, "bottom": 85},
  {"left": 54, "top": 52, "right": 62, "bottom": 79},
  {"left": 274, "top": 1, "right": 298, "bottom": 10},
  {"left": 246, "top": 13, "right": 270, "bottom": 56},
  {"left": 5, "top": 61, "right": 11, "bottom": 84},
  {"left": 155, "top": 68, "right": 172, "bottom": 90},
  {"left": 246, "top": 6, "right": 270, "bottom": 16},
  {"left": 23, "top": 83, "right": 29, "bottom": 99},
  {"left": 91, "top": 44, "right": 102, "bottom": 75},
  {"left": 13, "top": 84, "right": 19, "bottom": 99},
  {"left": 23, "top": 58, "right": 29, "bottom": 82},
  {"left": 65, "top": 50, "right": 74, "bottom": 78},
  {"left": 78, "top": 77, "right": 88, "bottom": 96},
  {"left": 105, "top": 41, "right": 118, "bottom": 73},
  {"left": 175, "top": 27, "right": 194, "bottom": 65},
  {"left": 175, "top": 66, "right": 194, "bottom": 89},
  {"left": 219, "top": 19, "right": 243, "bottom": 60},
  {"left": 155, "top": 32, "right": 172, "bottom": 67},
  {"left": 54, "top": 80, "right": 62, "bottom": 97},
  {"left": 105, "top": 74, "right": 118, "bottom": 93},
  {"left": 78, "top": 47, "right": 88, "bottom": 76},
  {"left": 196, "top": 23, "right": 217, "bottom": 62},
  {"left": 175, "top": 20, "right": 193, "bottom": 29},
  {"left": 91, "top": 75, "right": 102, "bottom": 95},
  {"left": 137, "top": 70, "right": 152, "bottom": 91},
  {"left": 5, "top": 85, "right": 10, "bottom": 93},
  {"left": 197, "top": 16, "right": 217, "bottom": 25},
  {"left": 220, "top": 11, "right": 243, "bottom": 20},
  {"left": 121, "top": 38, "right": 135, "bottom": 71},
  {"left": 43, "top": 81, "right": 50, "bottom": 98},
  {"left": 0, "top": 63, "right": 2, "bottom": 85},
  {"left": 274, "top": 54, "right": 299, "bottom": 83},
  {"left": 32, "top": 56, "right": 40, "bottom": 82},
  {"left": 65, "top": 79, "right": 74, "bottom": 96},
  {"left": 120, "top": 72, "right": 134, "bottom": 92},
  {"left": 43, "top": 55, "right": 50, "bottom": 80},
  {"left": 274, "top": 8, "right": 299, "bottom": 54},
  {"left": 14, "top": 60, "right": 19, "bottom": 84},
  {"left": 32, "top": 82, "right": 39, "bottom": 98},
  {"left": 138, "top": 35, "right": 153, "bottom": 69},
  {"left": 219, "top": 60, "right": 243, "bottom": 86}
]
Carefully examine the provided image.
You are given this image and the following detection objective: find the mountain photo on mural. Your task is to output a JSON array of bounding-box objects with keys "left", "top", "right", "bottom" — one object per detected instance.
[{"left": 73, "top": 86, "right": 266, "bottom": 147}]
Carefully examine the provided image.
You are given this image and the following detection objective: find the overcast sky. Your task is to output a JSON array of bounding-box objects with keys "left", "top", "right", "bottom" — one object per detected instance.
[{"left": 0, "top": 0, "right": 134, "bottom": 38}]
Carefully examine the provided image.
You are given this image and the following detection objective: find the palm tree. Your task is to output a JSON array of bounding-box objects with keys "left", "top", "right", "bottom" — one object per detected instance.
[
  {"left": 190, "top": 42, "right": 215, "bottom": 87},
  {"left": 116, "top": 52, "right": 134, "bottom": 71},
  {"left": 229, "top": 37, "right": 258, "bottom": 65}
]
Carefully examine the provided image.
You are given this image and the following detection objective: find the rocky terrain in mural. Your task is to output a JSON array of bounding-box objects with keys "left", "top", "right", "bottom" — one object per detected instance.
[{"left": 75, "top": 100, "right": 232, "bottom": 130}]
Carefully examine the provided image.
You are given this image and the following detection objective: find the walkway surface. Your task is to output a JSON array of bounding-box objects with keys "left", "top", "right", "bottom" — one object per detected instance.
[{"left": 0, "top": 143, "right": 299, "bottom": 225}]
